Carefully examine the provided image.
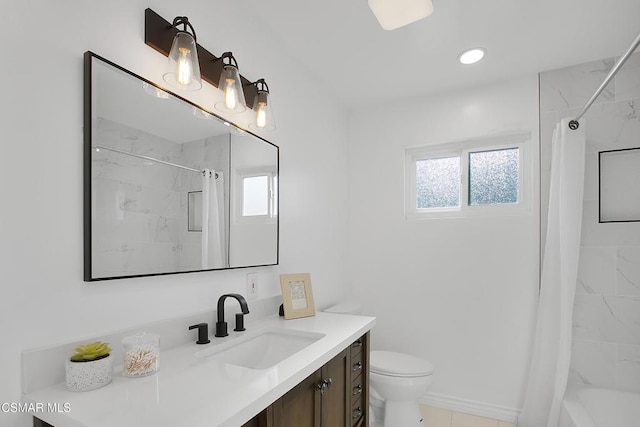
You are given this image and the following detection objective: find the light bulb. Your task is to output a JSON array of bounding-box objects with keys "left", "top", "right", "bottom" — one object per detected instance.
[
  {"left": 176, "top": 47, "right": 193, "bottom": 86},
  {"left": 223, "top": 78, "right": 238, "bottom": 110},
  {"left": 248, "top": 85, "right": 275, "bottom": 131},
  {"left": 163, "top": 30, "right": 201, "bottom": 91},
  {"left": 256, "top": 102, "right": 267, "bottom": 128},
  {"left": 214, "top": 56, "right": 247, "bottom": 114}
]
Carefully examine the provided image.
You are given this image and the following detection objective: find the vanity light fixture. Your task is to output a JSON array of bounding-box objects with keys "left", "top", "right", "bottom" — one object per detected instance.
[
  {"left": 248, "top": 79, "right": 276, "bottom": 131},
  {"left": 458, "top": 48, "right": 486, "bottom": 65},
  {"left": 368, "top": 0, "right": 434, "bottom": 31},
  {"left": 162, "top": 16, "right": 202, "bottom": 90},
  {"left": 145, "top": 8, "right": 274, "bottom": 129},
  {"left": 214, "top": 52, "right": 247, "bottom": 114}
]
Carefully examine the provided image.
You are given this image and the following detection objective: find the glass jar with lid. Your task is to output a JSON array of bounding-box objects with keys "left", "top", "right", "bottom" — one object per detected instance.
[{"left": 122, "top": 333, "right": 160, "bottom": 377}]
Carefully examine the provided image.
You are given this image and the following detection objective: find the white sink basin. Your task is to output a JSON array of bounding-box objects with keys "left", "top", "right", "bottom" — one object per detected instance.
[{"left": 195, "top": 328, "right": 325, "bottom": 369}]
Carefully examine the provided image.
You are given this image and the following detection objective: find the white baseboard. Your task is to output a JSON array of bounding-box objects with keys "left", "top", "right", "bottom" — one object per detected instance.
[{"left": 419, "top": 392, "right": 521, "bottom": 424}]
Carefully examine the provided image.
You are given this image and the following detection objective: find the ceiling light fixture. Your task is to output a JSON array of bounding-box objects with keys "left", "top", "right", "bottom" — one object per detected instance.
[
  {"left": 458, "top": 48, "right": 486, "bottom": 65},
  {"left": 162, "top": 16, "right": 202, "bottom": 90},
  {"left": 248, "top": 79, "right": 276, "bottom": 131},
  {"left": 368, "top": 0, "right": 434, "bottom": 31}
]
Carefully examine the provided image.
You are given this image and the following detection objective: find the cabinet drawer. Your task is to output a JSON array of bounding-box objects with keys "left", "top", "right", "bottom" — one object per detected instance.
[
  {"left": 351, "top": 402, "right": 364, "bottom": 426},
  {"left": 351, "top": 336, "right": 365, "bottom": 357},
  {"left": 351, "top": 349, "right": 364, "bottom": 379},
  {"left": 351, "top": 373, "right": 364, "bottom": 398}
]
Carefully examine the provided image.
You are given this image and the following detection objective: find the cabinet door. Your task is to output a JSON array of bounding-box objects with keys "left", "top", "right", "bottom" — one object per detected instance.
[
  {"left": 321, "top": 348, "right": 350, "bottom": 427},
  {"left": 273, "top": 369, "right": 322, "bottom": 427},
  {"left": 241, "top": 406, "right": 273, "bottom": 427}
]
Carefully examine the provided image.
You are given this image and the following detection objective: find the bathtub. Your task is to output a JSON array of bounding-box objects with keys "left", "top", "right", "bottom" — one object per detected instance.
[{"left": 559, "top": 385, "right": 640, "bottom": 427}]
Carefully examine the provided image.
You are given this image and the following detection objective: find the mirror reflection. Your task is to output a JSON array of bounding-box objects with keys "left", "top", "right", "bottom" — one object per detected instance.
[{"left": 85, "top": 53, "right": 278, "bottom": 281}]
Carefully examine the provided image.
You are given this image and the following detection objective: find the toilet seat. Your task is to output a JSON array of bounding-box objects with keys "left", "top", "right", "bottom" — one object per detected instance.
[{"left": 370, "top": 350, "right": 434, "bottom": 378}]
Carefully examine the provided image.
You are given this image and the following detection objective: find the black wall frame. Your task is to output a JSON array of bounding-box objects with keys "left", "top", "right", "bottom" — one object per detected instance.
[{"left": 83, "top": 51, "right": 279, "bottom": 281}]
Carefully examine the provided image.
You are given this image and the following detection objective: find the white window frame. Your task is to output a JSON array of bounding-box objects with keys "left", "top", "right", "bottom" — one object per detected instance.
[
  {"left": 405, "top": 132, "right": 531, "bottom": 219},
  {"left": 232, "top": 167, "right": 278, "bottom": 224}
]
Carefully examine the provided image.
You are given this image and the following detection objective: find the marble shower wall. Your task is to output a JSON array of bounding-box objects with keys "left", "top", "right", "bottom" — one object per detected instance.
[
  {"left": 91, "top": 118, "right": 227, "bottom": 277},
  {"left": 539, "top": 53, "right": 640, "bottom": 393}
]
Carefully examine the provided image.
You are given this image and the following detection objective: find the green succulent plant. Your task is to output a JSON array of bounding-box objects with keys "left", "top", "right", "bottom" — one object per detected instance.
[{"left": 70, "top": 341, "right": 112, "bottom": 362}]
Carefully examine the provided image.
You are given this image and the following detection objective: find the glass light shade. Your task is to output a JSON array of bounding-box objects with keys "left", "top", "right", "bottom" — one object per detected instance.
[
  {"left": 163, "top": 32, "right": 202, "bottom": 91},
  {"left": 368, "top": 0, "right": 434, "bottom": 31},
  {"left": 249, "top": 91, "right": 276, "bottom": 131},
  {"left": 215, "top": 65, "right": 247, "bottom": 113}
]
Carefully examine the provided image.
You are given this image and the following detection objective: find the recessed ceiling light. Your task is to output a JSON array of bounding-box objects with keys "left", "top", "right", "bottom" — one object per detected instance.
[{"left": 459, "top": 48, "right": 486, "bottom": 65}]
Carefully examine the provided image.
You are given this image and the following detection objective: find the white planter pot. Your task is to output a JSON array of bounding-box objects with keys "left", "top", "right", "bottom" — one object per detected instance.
[{"left": 65, "top": 355, "right": 113, "bottom": 392}]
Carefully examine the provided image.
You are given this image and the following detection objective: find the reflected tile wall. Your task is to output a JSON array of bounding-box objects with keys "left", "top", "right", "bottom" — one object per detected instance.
[
  {"left": 540, "top": 52, "right": 640, "bottom": 393},
  {"left": 93, "top": 118, "right": 192, "bottom": 277}
]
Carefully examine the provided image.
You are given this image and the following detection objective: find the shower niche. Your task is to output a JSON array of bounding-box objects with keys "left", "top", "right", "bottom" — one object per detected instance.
[
  {"left": 84, "top": 52, "right": 278, "bottom": 281},
  {"left": 599, "top": 147, "right": 640, "bottom": 223}
]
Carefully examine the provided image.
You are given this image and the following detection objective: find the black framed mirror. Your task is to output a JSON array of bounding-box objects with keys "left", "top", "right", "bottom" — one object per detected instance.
[{"left": 84, "top": 52, "right": 278, "bottom": 281}]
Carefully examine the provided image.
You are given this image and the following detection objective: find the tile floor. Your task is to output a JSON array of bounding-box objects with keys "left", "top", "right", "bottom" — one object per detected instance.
[{"left": 420, "top": 404, "right": 516, "bottom": 427}]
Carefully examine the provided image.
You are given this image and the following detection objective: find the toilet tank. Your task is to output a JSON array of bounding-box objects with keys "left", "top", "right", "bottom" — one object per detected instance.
[{"left": 323, "top": 302, "right": 363, "bottom": 315}]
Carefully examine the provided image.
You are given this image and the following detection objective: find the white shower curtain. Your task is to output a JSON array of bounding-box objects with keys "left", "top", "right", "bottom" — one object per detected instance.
[
  {"left": 518, "top": 118, "right": 585, "bottom": 427},
  {"left": 201, "top": 169, "right": 226, "bottom": 269}
]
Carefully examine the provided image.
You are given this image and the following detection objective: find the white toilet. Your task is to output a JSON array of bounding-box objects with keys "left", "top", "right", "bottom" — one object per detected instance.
[
  {"left": 324, "top": 302, "right": 435, "bottom": 427},
  {"left": 369, "top": 350, "right": 434, "bottom": 426}
]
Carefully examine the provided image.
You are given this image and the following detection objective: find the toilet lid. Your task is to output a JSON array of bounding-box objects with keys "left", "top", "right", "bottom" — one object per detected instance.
[{"left": 370, "top": 350, "right": 434, "bottom": 377}]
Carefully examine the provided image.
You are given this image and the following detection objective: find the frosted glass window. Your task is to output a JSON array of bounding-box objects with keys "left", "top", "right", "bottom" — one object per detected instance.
[
  {"left": 416, "top": 156, "right": 460, "bottom": 208},
  {"left": 469, "top": 148, "right": 519, "bottom": 205},
  {"left": 243, "top": 175, "right": 269, "bottom": 216},
  {"left": 405, "top": 134, "right": 528, "bottom": 219}
]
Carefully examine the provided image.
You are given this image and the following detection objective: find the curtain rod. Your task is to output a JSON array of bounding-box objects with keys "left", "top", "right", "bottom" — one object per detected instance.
[
  {"left": 95, "top": 145, "right": 211, "bottom": 175},
  {"left": 569, "top": 31, "right": 640, "bottom": 130}
]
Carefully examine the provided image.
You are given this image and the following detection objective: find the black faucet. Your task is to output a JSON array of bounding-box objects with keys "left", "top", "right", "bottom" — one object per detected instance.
[
  {"left": 215, "top": 294, "right": 250, "bottom": 337},
  {"left": 188, "top": 323, "right": 211, "bottom": 344}
]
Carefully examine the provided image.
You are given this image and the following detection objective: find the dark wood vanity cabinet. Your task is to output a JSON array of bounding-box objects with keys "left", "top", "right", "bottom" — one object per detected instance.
[{"left": 243, "top": 332, "right": 370, "bottom": 427}]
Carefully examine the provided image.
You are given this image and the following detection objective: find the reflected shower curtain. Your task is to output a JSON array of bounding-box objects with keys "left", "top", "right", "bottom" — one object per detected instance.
[
  {"left": 519, "top": 118, "right": 585, "bottom": 427},
  {"left": 201, "top": 169, "right": 226, "bottom": 269}
]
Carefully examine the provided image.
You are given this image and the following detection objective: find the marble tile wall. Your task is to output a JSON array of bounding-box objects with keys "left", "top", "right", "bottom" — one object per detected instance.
[
  {"left": 539, "top": 53, "right": 640, "bottom": 393},
  {"left": 91, "top": 118, "right": 229, "bottom": 276}
]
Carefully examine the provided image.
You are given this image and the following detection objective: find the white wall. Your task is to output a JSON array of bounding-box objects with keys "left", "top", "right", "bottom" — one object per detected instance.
[
  {"left": 0, "top": 1, "right": 348, "bottom": 425},
  {"left": 347, "top": 77, "right": 540, "bottom": 417}
]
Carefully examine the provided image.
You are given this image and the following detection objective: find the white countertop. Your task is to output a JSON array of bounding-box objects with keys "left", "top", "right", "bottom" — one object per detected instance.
[{"left": 24, "top": 312, "right": 375, "bottom": 427}]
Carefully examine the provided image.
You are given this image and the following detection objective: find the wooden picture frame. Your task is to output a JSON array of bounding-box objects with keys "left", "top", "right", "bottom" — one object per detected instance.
[{"left": 279, "top": 273, "right": 316, "bottom": 319}]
